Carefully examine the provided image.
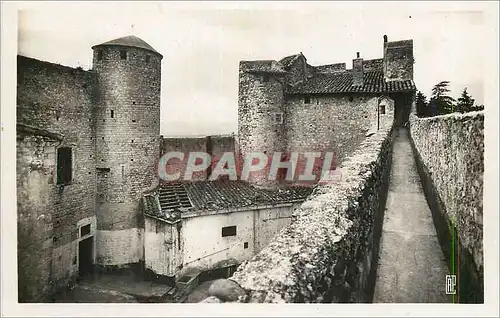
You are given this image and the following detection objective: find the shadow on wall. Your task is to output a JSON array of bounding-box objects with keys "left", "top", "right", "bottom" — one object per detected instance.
[{"left": 409, "top": 111, "right": 484, "bottom": 303}]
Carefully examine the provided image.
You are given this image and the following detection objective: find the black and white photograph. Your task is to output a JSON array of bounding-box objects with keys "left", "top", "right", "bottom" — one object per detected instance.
[{"left": 1, "top": 1, "right": 498, "bottom": 316}]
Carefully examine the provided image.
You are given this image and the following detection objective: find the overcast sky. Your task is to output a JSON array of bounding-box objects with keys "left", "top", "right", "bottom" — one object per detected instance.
[{"left": 16, "top": 1, "right": 494, "bottom": 136}]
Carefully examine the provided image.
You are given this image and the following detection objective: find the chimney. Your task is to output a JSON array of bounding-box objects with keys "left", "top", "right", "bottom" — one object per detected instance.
[
  {"left": 384, "top": 35, "right": 388, "bottom": 43},
  {"left": 352, "top": 52, "right": 364, "bottom": 86}
]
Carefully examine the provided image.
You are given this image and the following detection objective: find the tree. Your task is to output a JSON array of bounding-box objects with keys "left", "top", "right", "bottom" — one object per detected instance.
[
  {"left": 430, "top": 81, "right": 456, "bottom": 115},
  {"left": 456, "top": 88, "right": 476, "bottom": 113},
  {"left": 415, "top": 91, "right": 429, "bottom": 117}
]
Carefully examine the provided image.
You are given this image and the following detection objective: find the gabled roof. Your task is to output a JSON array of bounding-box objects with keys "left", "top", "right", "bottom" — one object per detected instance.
[
  {"left": 92, "top": 35, "right": 162, "bottom": 58},
  {"left": 143, "top": 181, "right": 313, "bottom": 222},
  {"left": 286, "top": 70, "right": 416, "bottom": 95}
]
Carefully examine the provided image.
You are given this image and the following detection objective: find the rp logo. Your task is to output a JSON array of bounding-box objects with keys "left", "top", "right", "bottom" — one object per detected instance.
[{"left": 446, "top": 275, "right": 456, "bottom": 295}]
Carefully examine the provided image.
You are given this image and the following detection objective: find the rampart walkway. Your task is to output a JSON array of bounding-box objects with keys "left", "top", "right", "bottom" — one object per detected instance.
[{"left": 373, "top": 127, "right": 451, "bottom": 303}]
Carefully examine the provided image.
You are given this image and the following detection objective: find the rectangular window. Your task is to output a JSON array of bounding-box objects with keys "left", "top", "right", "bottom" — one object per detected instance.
[
  {"left": 304, "top": 96, "right": 311, "bottom": 104},
  {"left": 222, "top": 226, "right": 237, "bottom": 237},
  {"left": 379, "top": 105, "right": 386, "bottom": 115},
  {"left": 80, "top": 224, "right": 91, "bottom": 237},
  {"left": 57, "top": 147, "right": 72, "bottom": 185},
  {"left": 244, "top": 242, "right": 248, "bottom": 249},
  {"left": 274, "top": 112, "right": 283, "bottom": 124},
  {"left": 97, "top": 50, "right": 103, "bottom": 61},
  {"left": 120, "top": 50, "right": 127, "bottom": 60},
  {"left": 110, "top": 110, "right": 114, "bottom": 118},
  {"left": 146, "top": 55, "right": 150, "bottom": 63}
]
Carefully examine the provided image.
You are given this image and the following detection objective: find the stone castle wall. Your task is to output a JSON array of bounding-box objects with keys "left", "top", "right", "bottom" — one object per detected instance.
[
  {"left": 409, "top": 111, "right": 484, "bottom": 303},
  {"left": 159, "top": 134, "right": 236, "bottom": 181},
  {"left": 214, "top": 106, "right": 396, "bottom": 303},
  {"left": 16, "top": 56, "right": 97, "bottom": 301}
]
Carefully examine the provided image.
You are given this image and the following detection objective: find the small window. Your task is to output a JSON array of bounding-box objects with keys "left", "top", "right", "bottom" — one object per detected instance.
[
  {"left": 110, "top": 110, "right": 114, "bottom": 118},
  {"left": 379, "top": 105, "right": 386, "bottom": 115},
  {"left": 56, "top": 147, "right": 72, "bottom": 185},
  {"left": 132, "top": 119, "right": 136, "bottom": 123},
  {"left": 222, "top": 226, "right": 237, "bottom": 237},
  {"left": 304, "top": 96, "right": 311, "bottom": 104},
  {"left": 120, "top": 50, "right": 127, "bottom": 60},
  {"left": 262, "top": 75, "right": 270, "bottom": 82},
  {"left": 146, "top": 55, "right": 150, "bottom": 63},
  {"left": 97, "top": 50, "right": 103, "bottom": 61},
  {"left": 274, "top": 112, "right": 283, "bottom": 124},
  {"left": 80, "top": 224, "right": 91, "bottom": 237},
  {"left": 244, "top": 242, "right": 248, "bottom": 249}
]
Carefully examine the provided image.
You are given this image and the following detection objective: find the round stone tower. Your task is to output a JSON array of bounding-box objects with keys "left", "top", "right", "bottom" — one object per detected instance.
[
  {"left": 91, "top": 35, "right": 162, "bottom": 268},
  {"left": 237, "top": 61, "right": 287, "bottom": 187}
]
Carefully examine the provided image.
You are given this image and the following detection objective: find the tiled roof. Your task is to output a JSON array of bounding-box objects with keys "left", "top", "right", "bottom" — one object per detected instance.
[
  {"left": 143, "top": 181, "right": 313, "bottom": 222},
  {"left": 92, "top": 35, "right": 162, "bottom": 57},
  {"left": 286, "top": 70, "right": 415, "bottom": 95}
]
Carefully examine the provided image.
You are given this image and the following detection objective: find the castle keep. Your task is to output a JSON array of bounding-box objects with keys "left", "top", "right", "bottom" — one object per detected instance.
[
  {"left": 16, "top": 34, "right": 415, "bottom": 302},
  {"left": 238, "top": 35, "right": 415, "bottom": 186}
]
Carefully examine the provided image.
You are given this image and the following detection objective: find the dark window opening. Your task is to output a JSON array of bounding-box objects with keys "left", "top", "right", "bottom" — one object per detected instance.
[
  {"left": 348, "top": 96, "right": 354, "bottom": 102},
  {"left": 133, "top": 101, "right": 136, "bottom": 105},
  {"left": 304, "top": 96, "right": 311, "bottom": 104},
  {"left": 97, "top": 50, "right": 103, "bottom": 61},
  {"left": 244, "top": 242, "right": 248, "bottom": 249},
  {"left": 379, "top": 105, "right": 386, "bottom": 114},
  {"left": 274, "top": 113, "right": 283, "bottom": 124},
  {"left": 110, "top": 110, "right": 114, "bottom": 118},
  {"left": 130, "top": 159, "right": 134, "bottom": 162},
  {"left": 131, "top": 140, "right": 134, "bottom": 143},
  {"left": 120, "top": 50, "right": 127, "bottom": 60},
  {"left": 132, "top": 119, "right": 136, "bottom": 123},
  {"left": 57, "top": 147, "right": 72, "bottom": 185},
  {"left": 80, "top": 224, "right": 91, "bottom": 237},
  {"left": 146, "top": 55, "right": 150, "bottom": 63},
  {"left": 222, "top": 226, "right": 237, "bottom": 237}
]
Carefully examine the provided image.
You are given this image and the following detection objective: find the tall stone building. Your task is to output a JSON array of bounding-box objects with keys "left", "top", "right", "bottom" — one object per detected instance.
[
  {"left": 91, "top": 36, "right": 162, "bottom": 267},
  {"left": 16, "top": 35, "right": 162, "bottom": 302},
  {"left": 238, "top": 35, "right": 415, "bottom": 187},
  {"left": 16, "top": 34, "right": 416, "bottom": 302}
]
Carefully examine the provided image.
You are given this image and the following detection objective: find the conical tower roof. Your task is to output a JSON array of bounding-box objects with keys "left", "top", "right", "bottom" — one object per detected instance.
[{"left": 92, "top": 35, "right": 162, "bottom": 58}]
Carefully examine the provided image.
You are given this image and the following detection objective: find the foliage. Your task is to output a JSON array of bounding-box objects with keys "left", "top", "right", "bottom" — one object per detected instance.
[
  {"left": 456, "top": 88, "right": 475, "bottom": 113},
  {"left": 429, "top": 81, "right": 456, "bottom": 115}
]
